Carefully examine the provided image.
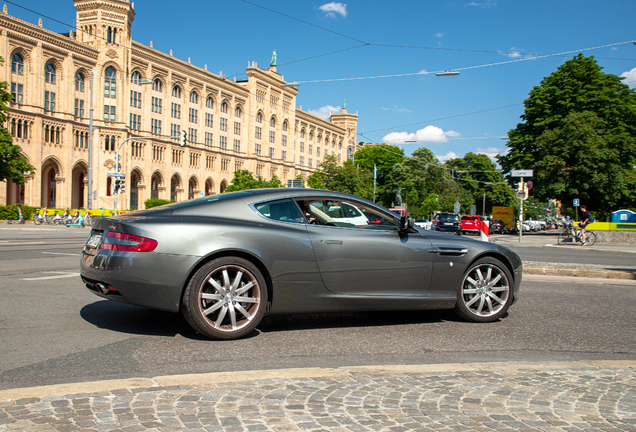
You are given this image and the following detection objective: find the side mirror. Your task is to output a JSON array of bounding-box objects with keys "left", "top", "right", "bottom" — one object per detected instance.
[{"left": 400, "top": 215, "right": 414, "bottom": 231}]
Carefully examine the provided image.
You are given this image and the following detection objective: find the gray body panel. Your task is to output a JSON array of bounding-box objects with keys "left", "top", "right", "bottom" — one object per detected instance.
[{"left": 80, "top": 189, "right": 521, "bottom": 315}]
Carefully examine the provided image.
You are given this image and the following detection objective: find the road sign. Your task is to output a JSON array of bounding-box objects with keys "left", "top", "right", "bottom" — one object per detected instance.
[
  {"left": 516, "top": 190, "right": 528, "bottom": 200},
  {"left": 199, "top": 192, "right": 204, "bottom": 197},
  {"left": 526, "top": 181, "right": 533, "bottom": 190},
  {"left": 107, "top": 173, "right": 126, "bottom": 178},
  {"left": 454, "top": 200, "right": 460, "bottom": 214},
  {"left": 573, "top": 199, "right": 580, "bottom": 207},
  {"left": 511, "top": 169, "right": 533, "bottom": 177}
]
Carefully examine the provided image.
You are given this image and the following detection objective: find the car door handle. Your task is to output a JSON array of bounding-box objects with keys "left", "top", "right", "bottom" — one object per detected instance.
[
  {"left": 324, "top": 240, "right": 344, "bottom": 245},
  {"left": 429, "top": 248, "right": 468, "bottom": 255}
]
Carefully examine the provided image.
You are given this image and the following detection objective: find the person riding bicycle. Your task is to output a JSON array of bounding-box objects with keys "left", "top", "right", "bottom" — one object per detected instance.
[{"left": 577, "top": 205, "right": 592, "bottom": 245}]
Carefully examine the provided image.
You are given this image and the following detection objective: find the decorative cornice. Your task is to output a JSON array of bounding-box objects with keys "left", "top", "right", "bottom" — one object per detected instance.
[{"left": 2, "top": 17, "right": 99, "bottom": 59}]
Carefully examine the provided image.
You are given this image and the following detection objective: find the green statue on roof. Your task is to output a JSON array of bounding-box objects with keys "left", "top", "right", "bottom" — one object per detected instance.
[{"left": 270, "top": 49, "right": 277, "bottom": 67}]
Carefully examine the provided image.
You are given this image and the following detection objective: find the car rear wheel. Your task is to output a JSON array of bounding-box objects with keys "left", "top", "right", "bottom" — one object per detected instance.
[
  {"left": 182, "top": 257, "right": 268, "bottom": 340},
  {"left": 454, "top": 257, "right": 513, "bottom": 323}
]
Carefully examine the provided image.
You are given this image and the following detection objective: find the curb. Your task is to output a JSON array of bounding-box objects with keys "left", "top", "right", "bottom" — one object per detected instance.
[
  {"left": 523, "top": 266, "right": 636, "bottom": 279},
  {"left": 1, "top": 360, "right": 635, "bottom": 405}
]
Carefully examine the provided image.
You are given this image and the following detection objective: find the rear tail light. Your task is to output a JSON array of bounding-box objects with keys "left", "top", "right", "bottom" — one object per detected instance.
[{"left": 101, "top": 232, "right": 158, "bottom": 252}]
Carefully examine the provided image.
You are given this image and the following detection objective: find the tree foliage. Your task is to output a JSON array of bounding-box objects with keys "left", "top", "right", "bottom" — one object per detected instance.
[
  {"left": 497, "top": 54, "right": 636, "bottom": 213},
  {"left": 446, "top": 152, "right": 516, "bottom": 215},
  {"left": 0, "top": 61, "right": 35, "bottom": 184},
  {"left": 307, "top": 155, "right": 373, "bottom": 200},
  {"left": 224, "top": 170, "right": 283, "bottom": 192}
]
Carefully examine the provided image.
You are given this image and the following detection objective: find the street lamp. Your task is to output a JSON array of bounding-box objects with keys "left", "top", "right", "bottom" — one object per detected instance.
[{"left": 435, "top": 71, "right": 460, "bottom": 77}]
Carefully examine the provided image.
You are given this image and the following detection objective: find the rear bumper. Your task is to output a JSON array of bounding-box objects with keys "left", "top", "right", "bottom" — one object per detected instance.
[{"left": 80, "top": 250, "right": 199, "bottom": 312}]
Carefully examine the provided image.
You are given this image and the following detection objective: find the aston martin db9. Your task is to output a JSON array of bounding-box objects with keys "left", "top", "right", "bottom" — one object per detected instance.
[{"left": 80, "top": 189, "right": 522, "bottom": 340}]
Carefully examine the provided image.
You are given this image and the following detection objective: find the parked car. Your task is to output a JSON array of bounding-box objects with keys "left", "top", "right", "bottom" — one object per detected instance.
[
  {"left": 433, "top": 212, "right": 462, "bottom": 235},
  {"left": 80, "top": 189, "right": 521, "bottom": 340},
  {"left": 461, "top": 215, "right": 482, "bottom": 235},
  {"left": 490, "top": 219, "right": 508, "bottom": 234},
  {"left": 414, "top": 219, "right": 432, "bottom": 230}
]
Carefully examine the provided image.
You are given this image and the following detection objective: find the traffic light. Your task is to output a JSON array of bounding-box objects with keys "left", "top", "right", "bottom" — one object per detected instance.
[
  {"left": 119, "top": 179, "right": 126, "bottom": 194},
  {"left": 180, "top": 129, "right": 187, "bottom": 147},
  {"left": 114, "top": 179, "right": 121, "bottom": 194}
]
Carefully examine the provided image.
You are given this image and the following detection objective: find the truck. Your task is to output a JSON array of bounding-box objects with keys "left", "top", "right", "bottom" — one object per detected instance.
[{"left": 491, "top": 206, "right": 517, "bottom": 232}]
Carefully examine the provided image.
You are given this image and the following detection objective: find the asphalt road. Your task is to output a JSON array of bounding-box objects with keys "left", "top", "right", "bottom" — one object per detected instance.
[{"left": 1, "top": 227, "right": 635, "bottom": 392}]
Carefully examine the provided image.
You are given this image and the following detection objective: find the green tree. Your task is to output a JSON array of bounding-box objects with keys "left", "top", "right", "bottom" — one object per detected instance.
[
  {"left": 349, "top": 144, "right": 405, "bottom": 205},
  {"left": 446, "top": 152, "right": 516, "bottom": 215},
  {"left": 307, "top": 155, "right": 373, "bottom": 199},
  {"left": 497, "top": 54, "right": 636, "bottom": 213},
  {"left": 224, "top": 170, "right": 283, "bottom": 192},
  {"left": 0, "top": 62, "right": 35, "bottom": 184}
]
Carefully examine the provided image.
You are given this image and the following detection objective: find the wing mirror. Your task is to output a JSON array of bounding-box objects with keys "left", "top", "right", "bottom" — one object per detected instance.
[{"left": 400, "top": 216, "right": 415, "bottom": 231}]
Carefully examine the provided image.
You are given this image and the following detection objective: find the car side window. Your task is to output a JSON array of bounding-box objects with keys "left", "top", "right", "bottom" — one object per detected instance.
[
  {"left": 255, "top": 199, "right": 305, "bottom": 223},
  {"left": 301, "top": 199, "right": 398, "bottom": 231}
]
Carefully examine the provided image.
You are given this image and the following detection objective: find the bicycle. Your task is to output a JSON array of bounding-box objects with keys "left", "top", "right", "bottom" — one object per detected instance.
[
  {"left": 83, "top": 208, "right": 104, "bottom": 226},
  {"left": 32, "top": 207, "right": 47, "bottom": 225},
  {"left": 558, "top": 222, "right": 596, "bottom": 246}
]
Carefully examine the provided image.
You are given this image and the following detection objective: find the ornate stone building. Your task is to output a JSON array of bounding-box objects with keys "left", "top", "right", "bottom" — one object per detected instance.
[{"left": 0, "top": 0, "right": 358, "bottom": 209}]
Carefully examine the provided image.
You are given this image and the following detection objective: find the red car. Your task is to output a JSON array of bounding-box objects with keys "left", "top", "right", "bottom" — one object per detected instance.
[{"left": 461, "top": 215, "right": 482, "bottom": 235}]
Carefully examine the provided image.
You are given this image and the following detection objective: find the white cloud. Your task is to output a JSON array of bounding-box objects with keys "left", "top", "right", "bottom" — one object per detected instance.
[
  {"left": 476, "top": 146, "right": 504, "bottom": 162},
  {"left": 466, "top": 1, "right": 496, "bottom": 8},
  {"left": 436, "top": 151, "right": 458, "bottom": 163},
  {"left": 382, "top": 125, "right": 460, "bottom": 144},
  {"left": 436, "top": 33, "right": 443, "bottom": 38},
  {"left": 621, "top": 67, "right": 636, "bottom": 88},
  {"left": 310, "top": 105, "right": 340, "bottom": 119},
  {"left": 318, "top": 2, "right": 347, "bottom": 18}
]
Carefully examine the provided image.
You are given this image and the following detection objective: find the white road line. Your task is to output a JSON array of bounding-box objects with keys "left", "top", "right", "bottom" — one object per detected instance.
[
  {"left": 0, "top": 241, "right": 46, "bottom": 245},
  {"left": 21, "top": 271, "right": 80, "bottom": 281},
  {"left": 41, "top": 252, "right": 80, "bottom": 256}
]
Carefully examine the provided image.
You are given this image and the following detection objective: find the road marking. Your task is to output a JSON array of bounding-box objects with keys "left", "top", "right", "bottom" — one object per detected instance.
[
  {"left": 42, "top": 252, "right": 80, "bottom": 256},
  {"left": 21, "top": 271, "right": 80, "bottom": 281},
  {"left": 0, "top": 241, "right": 46, "bottom": 245}
]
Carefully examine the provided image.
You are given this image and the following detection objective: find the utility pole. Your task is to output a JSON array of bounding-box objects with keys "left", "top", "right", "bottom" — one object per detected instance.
[{"left": 87, "top": 72, "right": 94, "bottom": 209}]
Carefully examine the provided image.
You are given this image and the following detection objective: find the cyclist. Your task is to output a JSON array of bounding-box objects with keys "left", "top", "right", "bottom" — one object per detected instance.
[{"left": 577, "top": 205, "right": 592, "bottom": 245}]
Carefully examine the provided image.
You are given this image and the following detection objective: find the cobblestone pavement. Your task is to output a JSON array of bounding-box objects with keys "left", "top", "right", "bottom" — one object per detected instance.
[{"left": 1, "top": 362, "right": 635, "bottom": 432}]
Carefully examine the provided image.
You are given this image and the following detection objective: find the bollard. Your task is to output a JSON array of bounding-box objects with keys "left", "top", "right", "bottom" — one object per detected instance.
[{"left": 480, "top": 219, "right": 489, "bottom": 242}]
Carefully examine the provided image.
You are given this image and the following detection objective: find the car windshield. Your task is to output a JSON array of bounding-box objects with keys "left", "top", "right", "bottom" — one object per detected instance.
[{"left": 437, "top": 214, "right": 459, "bottom": 222}]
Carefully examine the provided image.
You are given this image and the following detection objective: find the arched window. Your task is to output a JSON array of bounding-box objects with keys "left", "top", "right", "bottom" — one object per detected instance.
[
  {"left": 45, "top": 64, "right": 56, "bottom": 84},
  {"left": 75, "top": 73, "right": 85, "bottom": 92},
  {"left": 172, "top": 85, "right": 181, "bottom": 98},
  {"left": 152, "top": 78, "right": 162, "bottom": 92},
  {"left": 11, "top": 54, "right": 23, "bottom": 75},
  {"left": 104, "top": 135, "right": 110, "bottom": 151},
  {"left": 189, "top": 91, "right": 198, "bottom": 104},
  {"left": 235, "top": 107, "right": 241, "bottom": 118},
  {"left": 206, "top": 97, "right": 214, "bottom": 109},
  {"left": 270, "top": 117, "right": 275, "bottom": 128},
  {"left": 282, "top": 121, "right": 288, "bottom": 132},
  {"left": 300, "top": 129, "right": 305, "bottom": 139},
  {"left": 256, "top": 112, "right": 262, "bottom": 123},
  {"left": 104, "top": 67, "right": 116, "bottom": 97},
  {"left": 131, "top": 71, "right": 141, "bottom": 84},
  {"left": 113, "top": 28, "right": 117, "bottom": 43},
  {"left": 107, "top": 27, "right": 112, "bottom": 43},
  {"left": 221, "top": 102, "right": 228, "bottom": 113}
]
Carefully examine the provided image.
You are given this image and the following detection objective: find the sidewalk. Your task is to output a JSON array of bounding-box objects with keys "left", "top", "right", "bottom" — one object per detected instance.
[{"left": 1, "top": 361, "right": 635, "bottom": 432}]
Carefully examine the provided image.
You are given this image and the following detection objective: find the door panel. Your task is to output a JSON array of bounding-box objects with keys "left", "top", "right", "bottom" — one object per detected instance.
[{"left": 307, "top": 225, "right": 434, "bottom": 296}]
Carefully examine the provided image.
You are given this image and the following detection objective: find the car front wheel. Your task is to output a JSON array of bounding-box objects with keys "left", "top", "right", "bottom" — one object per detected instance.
[
  {"left": 454, "top": 257, "right": 513, "bottom": 322},
  {"left": 182, "top": 257, "right": 268, "bottom": 340}
]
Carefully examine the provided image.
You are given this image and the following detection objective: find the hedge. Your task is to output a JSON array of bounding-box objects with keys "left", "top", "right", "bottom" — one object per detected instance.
[{"left": 144, "top": 198, "right": 174, "bottom": 209}]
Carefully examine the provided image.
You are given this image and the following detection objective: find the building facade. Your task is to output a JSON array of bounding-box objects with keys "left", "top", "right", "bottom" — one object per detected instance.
[{"left": 0, "top": 0, "right": 358, "bottom": 209}]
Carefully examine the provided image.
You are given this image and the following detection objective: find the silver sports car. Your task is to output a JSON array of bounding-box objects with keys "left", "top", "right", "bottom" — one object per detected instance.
[{"left": 80, "top": 189, "right": 522, "bottom": 340}]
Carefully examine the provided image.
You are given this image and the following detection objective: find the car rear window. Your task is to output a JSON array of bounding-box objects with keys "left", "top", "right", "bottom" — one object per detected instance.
[
  {"left": 462, "top": 216, "right": 479, "bottom": 221},
  {"left": 437, "top": 214, "right": 459, "bottom": 222}
]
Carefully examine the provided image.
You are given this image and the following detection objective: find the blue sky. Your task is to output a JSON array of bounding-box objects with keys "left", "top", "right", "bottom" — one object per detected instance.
[{"left": 8, "top": 0, "right": 636, "bottom": 163}]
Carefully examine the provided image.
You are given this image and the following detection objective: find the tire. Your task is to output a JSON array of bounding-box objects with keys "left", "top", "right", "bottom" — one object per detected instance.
[
  {"left": 182, "top": 257, "right": 268, "bottom": 340},
  {"left": 84, "top": 215, "right": 92, "bottom": 226},
  {"left": 51, "top": 218, "right": 61, "bottom": 225},
  {"left": 558, "top": 232, "right": 572, "bottom": 245},
  {"left": 33, "top": 214, "right": 42, "bottom": 225},
  {"left": 585, "top": 232, "right": 597, "bottom": 246},
  {"left": 454, "top": 257, "right": 513, "bottom": 323}
]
